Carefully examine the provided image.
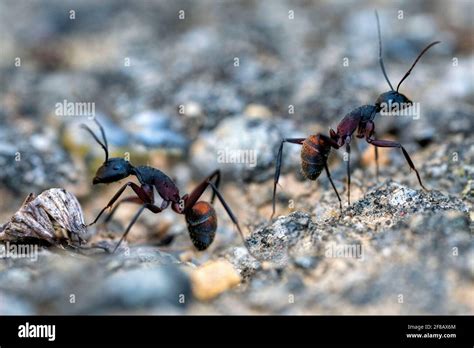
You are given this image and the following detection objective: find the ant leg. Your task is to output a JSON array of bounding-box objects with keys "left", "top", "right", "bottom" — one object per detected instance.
[
  {"left": 367, "top": 138, "right": 427, "bottom": 190},
  {"left": 207, "top": 182, "right": 245, "bottom": 241},
  {"left": 113, "top": 205, "right": 146, "bottom": 253},
  {"left": 206, "top": 182, "right": 261, "bottom": 258},
  {"left": 374, "top": 146, "right": 380, "bottom": 182},
  {"left": 364, "top": 121, "right": 379, "bottom": 182},
  {"left": 208, "top": 170, "right": 220, "bottom": 204},
  {"left": 345, "top": 142, "right": 351, "bottom": 206},
  {"left": 271, "top": 138, "right": 305, "bottom": 219},
  {"left": 89, "top": 182, "right": 152, "bottom": 226},
  {"left": 184, "top": 170, "right": 221, "bottom": 211},
  {"left": 324, "top": 163, "right": 342, "bottom": 213},
  {"left": 104, "top": 196, "right": 143, "bottom": 224},
  {"left": 113, "top": 203, "right": 164, "bottom": 253}
]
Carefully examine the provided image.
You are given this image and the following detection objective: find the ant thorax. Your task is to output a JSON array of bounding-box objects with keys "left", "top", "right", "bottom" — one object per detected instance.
[{"left": 134, "top": 166, "right": 181, "bottom": 203}]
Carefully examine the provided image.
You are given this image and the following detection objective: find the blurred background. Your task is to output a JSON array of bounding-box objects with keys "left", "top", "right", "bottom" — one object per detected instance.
[{"left": 0, "top": 0, "right": 472, "bottom": 314}]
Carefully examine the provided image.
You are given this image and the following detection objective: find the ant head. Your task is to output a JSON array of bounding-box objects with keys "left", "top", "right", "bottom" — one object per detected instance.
[
  {"left": 93, "top": 157, "right": 133, "bottom": 185},
  {"left": 374, "top": 11, "right": 440, "bottom": 112},
  {"left": 375, "top": 90, "right": 412, "bottom": 112},
  {"left": 81, "top": 119, "right": 134, "bottom": 185}
]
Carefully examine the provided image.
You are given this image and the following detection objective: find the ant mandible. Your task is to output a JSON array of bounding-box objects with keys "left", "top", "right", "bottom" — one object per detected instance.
[
  {"left": 271, "top": 10, "right": 440, "bottom": 219},
  {"left": 81, "top": 120, "right": 252, "bottom": 255}
]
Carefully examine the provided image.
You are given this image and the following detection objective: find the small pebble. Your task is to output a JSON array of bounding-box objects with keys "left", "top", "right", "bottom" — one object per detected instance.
[{"left": 190, "top": 260, "right": 241, "bottom": 301}]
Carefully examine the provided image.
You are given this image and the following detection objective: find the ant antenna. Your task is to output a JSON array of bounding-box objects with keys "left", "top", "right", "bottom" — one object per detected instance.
[
  {"left": 81, "top": 119, "right": 109, "bottom": 161},
  {"left": 396, "top": 40, "right": 441, "bottom": 92},
  {"left": 94, "top": 119, "right": 109, "bottom": 158},
  {"left": 375, "top": 10, "right": 394, "bottom": 91}
]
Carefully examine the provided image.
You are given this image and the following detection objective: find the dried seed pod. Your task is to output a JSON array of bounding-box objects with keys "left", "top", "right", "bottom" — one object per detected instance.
[{"left": 0, "top": 188, "right": 87, "bottom": 246}]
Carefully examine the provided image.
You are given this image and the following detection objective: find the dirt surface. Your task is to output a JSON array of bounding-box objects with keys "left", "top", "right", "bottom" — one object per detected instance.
[{"left": 0, "top": 0, "right": 472, "bottom": 314}]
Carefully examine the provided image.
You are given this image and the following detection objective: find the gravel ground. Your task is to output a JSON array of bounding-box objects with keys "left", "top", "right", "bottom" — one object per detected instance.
[{"left": 0, "top": 0, "right": 472, "bottom": 314}]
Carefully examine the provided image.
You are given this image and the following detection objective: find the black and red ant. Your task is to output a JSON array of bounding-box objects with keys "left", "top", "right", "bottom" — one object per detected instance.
[
  {"left": 81, "top": 120, "right": 251, "bottom": 254},
  {"left": 271, "top": 11, "right": 440, "bottom": 219}
]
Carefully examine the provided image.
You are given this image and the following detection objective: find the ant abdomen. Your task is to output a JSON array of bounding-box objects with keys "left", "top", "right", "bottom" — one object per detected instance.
[
  {"left": 301, "top": 135, "right": 331, "bottom": 180},
  {"left": 185, "top": 201, "right": 217, "bottom": 251}
]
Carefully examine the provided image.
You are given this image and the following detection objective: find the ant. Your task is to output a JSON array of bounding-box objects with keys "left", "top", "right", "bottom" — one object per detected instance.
[
  {"left": 81, "top": 120, "right": 252, "bottom": 255},
  {"left": 271, "top": 11, "right": 440, "bottom": 219}
]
